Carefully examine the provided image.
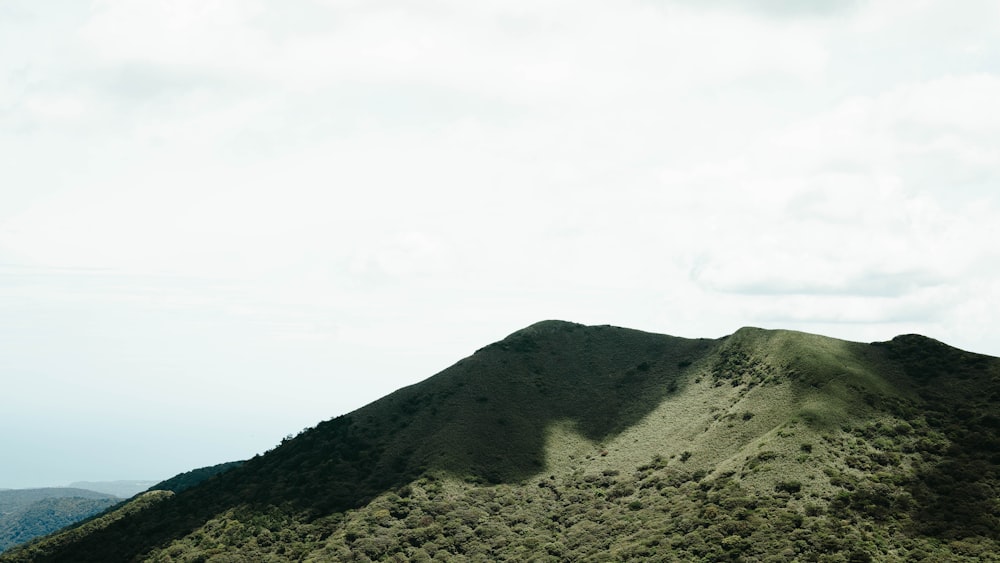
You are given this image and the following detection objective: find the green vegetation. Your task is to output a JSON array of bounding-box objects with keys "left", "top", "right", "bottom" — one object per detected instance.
[
  {"left": 3, "top": 322, "right": 999, "bottom": 561},
  {"left": 0, "top": 497, "right": 120, "bottom": 554},
  {"left": 0, "top": 489, "right": 120, "bottom": 554},
  {"left": 2, "top": 492, "right": 172, "bottom": 562},
  {"left": 0, "top": 464, "right": 242, "bottom": 555}
]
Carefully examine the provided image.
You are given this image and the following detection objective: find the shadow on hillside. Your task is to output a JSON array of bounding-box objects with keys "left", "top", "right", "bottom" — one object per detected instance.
[
  {"left": 906, "top": 392, "right": 1000, "bottom": 541},
  {"left": 237, "top": 322, "right": 717, "bottom": 509},
  {"left": 11, "top": 322, "right": 717, "bottom": 562},
  {"left": 407, "top": 321, "right": 717, "bottom": 484},
  {"left": 876, "top": 335, "right": 1000, "bottom": 542}
]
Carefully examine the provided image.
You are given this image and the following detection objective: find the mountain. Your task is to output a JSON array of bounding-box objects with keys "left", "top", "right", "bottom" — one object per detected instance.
[
  {"left": 0, "top": 489, "right": 120, "bottom": 554},
  {"left": 66, "top": 482, "right": 158, "bottom": 499},
  {"left": 3, "top": 321, "right": 998, "bottom": 561}
]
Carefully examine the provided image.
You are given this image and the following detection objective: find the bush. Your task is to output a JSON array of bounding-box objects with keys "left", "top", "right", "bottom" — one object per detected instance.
[{"left": 775, "top": 481, "right": 802, "bottom": 494}]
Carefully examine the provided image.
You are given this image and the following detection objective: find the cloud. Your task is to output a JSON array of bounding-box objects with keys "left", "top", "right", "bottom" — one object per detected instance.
[
  {"left": 7, "top": 0, "right": 1000, "bottom": 490},
  {"left": 2, "top": 4, "right": 1000, "bottom": 384},
  {"left": 669, "top": 0, "right": 861, "bottom": 19},
  {"left": 4, "top": 3, "right": 997, "bottom": 295},
  {"left": 80, "top": 0, "right": 271, "bottom": 70},
  {"left": 77, "top": 0, "right": 830, "bottom": 102},
  {"left": 646, "top": 66, "right": 1000, "bottom": 335}
]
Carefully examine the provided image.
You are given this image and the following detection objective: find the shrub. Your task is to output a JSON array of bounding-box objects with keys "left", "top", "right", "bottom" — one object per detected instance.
[{"left": 774, "top": 481, "right": 802, "bottom": 494}]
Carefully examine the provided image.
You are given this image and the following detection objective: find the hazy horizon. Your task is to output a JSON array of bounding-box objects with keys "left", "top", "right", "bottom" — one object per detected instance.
[{"left": 3, "top": 0, "right": 1000, "bottom": 489}]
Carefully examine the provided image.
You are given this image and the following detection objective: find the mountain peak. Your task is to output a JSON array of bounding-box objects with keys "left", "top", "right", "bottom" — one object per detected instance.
[{"left": 503, "top": 319, "right": 585, "bottom": 337}]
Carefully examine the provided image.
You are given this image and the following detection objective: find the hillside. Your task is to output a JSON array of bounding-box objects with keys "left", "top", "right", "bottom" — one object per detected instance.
[
  {"left": 3, "top": 321, "right": 999, "bottom": 561},
  {"left": 0, "top": 490, "right": 119, "bottom": 554},
  {"left": 144, "top": 462, "right": 245, "bottom": 495}
]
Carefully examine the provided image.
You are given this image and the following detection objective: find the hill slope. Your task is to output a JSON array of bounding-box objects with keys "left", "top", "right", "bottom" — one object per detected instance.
[
  {"left": 3, "top": 321, "right": 999, "bottom": 561},
  {"left": 143, "top": 461, "right": 245, "bottom": 495}
]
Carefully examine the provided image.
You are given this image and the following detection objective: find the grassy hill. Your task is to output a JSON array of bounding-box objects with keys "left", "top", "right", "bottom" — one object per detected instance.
[{"left": 3, "top": 321, "right": 998, "bottom": 561}]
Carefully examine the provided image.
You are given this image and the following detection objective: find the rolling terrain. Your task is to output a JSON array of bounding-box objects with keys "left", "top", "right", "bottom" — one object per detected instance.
[
  {"left": 3, "top": 321, "right": 998, "bottom": 561},
  {"left": 0, "top": 489, "right": 120, "bottom": 554},
  {"left": 0, "top": 463, "right": 245, "bottom": 556}
]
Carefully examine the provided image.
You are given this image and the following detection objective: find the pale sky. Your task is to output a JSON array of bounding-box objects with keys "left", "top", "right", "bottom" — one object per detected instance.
[{"left": 2, "top": 0, "right": 999, "bottom": 489}]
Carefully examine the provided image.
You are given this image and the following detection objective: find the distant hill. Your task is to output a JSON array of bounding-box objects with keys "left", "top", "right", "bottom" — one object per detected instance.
[
  {"left": 0, "top": 463, "right": 244, "bottom": 557},
  {"left": 0, "top": 489, "right": 117, "bottom": 516},
  {"left": 0, "top": 489, "right": 119, "bottom": 554},
  {"left": 3, "top": 321, "right": 999, "bottom": 561},
  {"left": 66, "top": 481, "right": 157, "bottom": 499}
]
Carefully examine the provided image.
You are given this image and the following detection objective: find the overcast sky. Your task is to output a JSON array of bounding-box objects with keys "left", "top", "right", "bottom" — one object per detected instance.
[{"left": 2, "top": 0, "right": 999, "bottom": 488}]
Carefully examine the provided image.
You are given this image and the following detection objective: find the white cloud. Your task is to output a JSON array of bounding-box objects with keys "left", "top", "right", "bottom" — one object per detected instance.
[
  {"left": 77, "top": 0, "right": 830, "bottom": 107},
  {"left": 4, "top": 1, "right": 998, "bottom": 330},
  {"left": 889, "top": 73, "right": 1000, "bottom": 132},
  {"left": 3, "top": 0, "right": 1000, "bottom": 486},
  {"left": 80, "top": 0, "right": 270, "bottom": 69}
]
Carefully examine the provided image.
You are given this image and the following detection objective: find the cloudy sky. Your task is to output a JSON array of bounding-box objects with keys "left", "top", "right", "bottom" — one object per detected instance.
[{"left": 2, "top": 0, "right": 999, "bottom": 488}]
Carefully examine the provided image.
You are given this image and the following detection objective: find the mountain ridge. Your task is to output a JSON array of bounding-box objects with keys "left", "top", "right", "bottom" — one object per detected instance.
[{"left": 3, "top": 322, "right": 998, "bottom": 561}]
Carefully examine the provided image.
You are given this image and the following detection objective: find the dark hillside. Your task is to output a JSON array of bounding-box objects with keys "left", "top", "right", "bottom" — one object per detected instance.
[
  {"left": 875, "top": 335, "right": 1000, "bottom": 540},
  {"left": 199, "top": 320, "right": 717, "bottom": 512},
  {"left": 3, "top": 322, "right": 999, "bottom": 561},
  {"left": 144, "top": 462, "right": 245, "bottom": 495},
  {"left": 371, "top": 320, "right": 716, "bottom": 483}
]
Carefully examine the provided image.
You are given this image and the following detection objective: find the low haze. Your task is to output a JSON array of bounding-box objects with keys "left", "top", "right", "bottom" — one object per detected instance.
[{"left": 2, "top": 1, "right": 998, "bottom": 488}]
